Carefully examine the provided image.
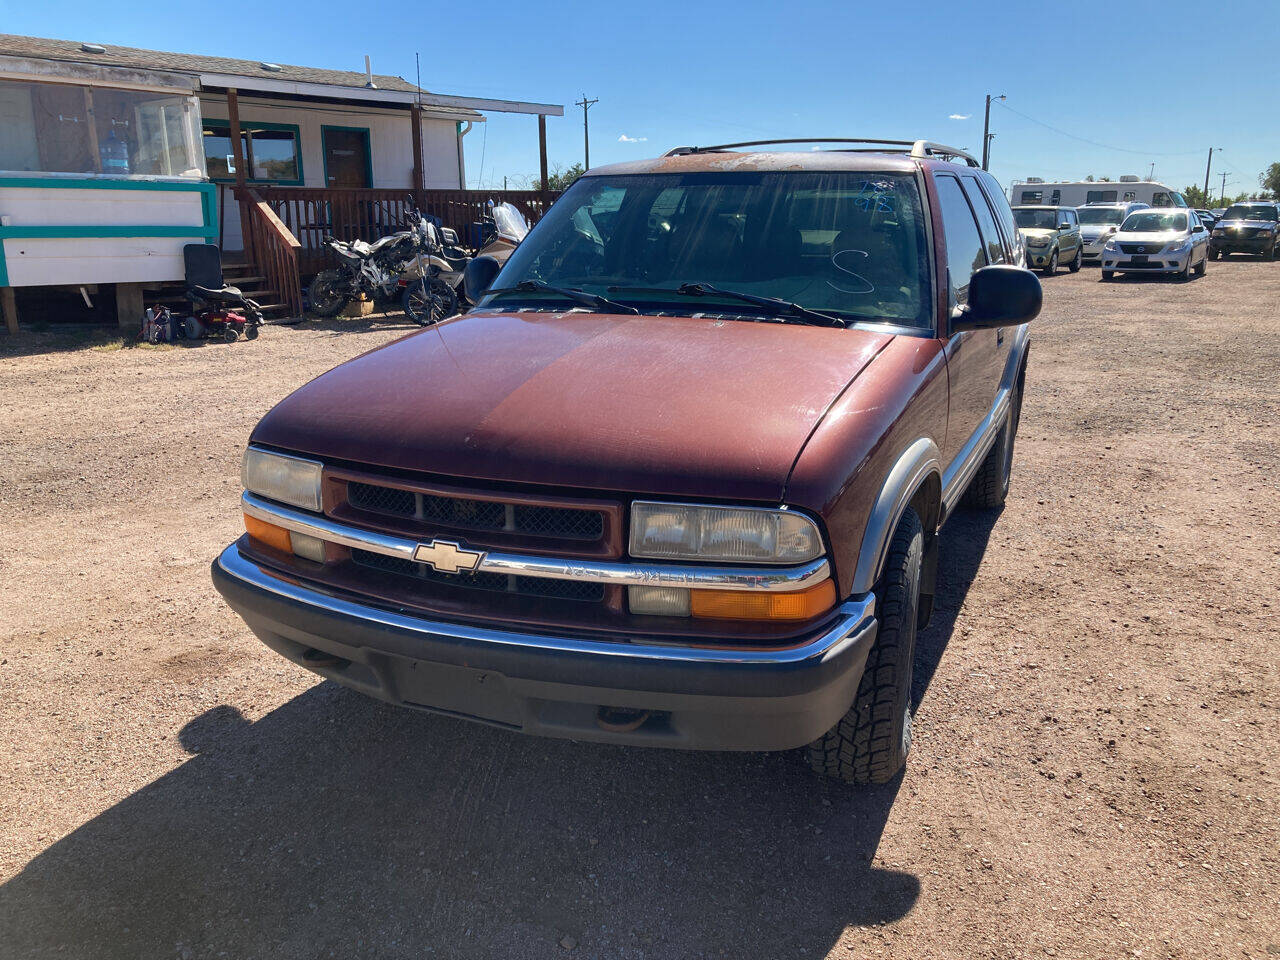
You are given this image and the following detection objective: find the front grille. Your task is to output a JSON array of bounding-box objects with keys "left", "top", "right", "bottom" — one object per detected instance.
[
  {"left": 1119, "top": 243, "right": 1163, "bottom": 254},
  {"left": 347, "top": 481, "right": 604, "bottom": 542},
  {"left": 351, "top": 549, "right": 605, "bottom": 603}
]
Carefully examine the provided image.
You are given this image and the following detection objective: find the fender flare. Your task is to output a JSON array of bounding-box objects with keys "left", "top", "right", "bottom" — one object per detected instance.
[{"left": 848, "top": 436, "right": 942, "bottom": 597}]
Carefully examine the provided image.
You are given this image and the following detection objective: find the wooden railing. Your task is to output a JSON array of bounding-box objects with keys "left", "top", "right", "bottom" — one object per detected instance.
[
  {"left": 235, "top": 188, "right": 304, "bottom": 317},
  {"left": 252, "top": 187, "right": 560, "bottom": 276}
]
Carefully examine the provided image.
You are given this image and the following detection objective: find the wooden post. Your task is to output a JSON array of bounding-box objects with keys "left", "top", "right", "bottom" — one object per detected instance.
[
  {"left": 410, "top": 106, "right": 424, "bottom": 192},
  {"left": 115, "top": 282, "right": 144, "bottom": 330},
  {"left": 83, "top": 87, "right": 102, "bottom": 173},
  {"left": 227, "top": 88, "right": 246, "bottom": 190},
  {"left": 538, "top": 114, "right": 549, "bottom": 208},
  {"left": 1, "top": 287, "right": 18, "bottom": 335}
]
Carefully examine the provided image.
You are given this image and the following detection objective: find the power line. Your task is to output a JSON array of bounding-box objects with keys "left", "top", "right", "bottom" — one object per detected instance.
[{"left": 993, "top": 100, "right": 1202, "bottom": 157}]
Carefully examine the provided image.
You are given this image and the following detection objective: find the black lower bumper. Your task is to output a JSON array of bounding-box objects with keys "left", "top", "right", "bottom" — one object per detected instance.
[
  {"left": 1211, "top": 237, "right": 1272, "bottom": 254},
  {"left": 211, "top": 545, "right": 877, "bottom": 751}
]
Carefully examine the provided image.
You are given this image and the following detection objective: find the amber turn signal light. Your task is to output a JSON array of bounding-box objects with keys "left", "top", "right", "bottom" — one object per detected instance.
[
  {"left": 244, "top": 514, "right": 293, "bottom": 553},
  {"left": 690, "top": 579, "right": 837, "bottom": 621}
]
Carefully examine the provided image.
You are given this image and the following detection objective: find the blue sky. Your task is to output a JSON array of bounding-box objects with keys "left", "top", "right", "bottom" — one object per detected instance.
[{"left": 5, "top": 0, "right": 1278, "bottom": 197}]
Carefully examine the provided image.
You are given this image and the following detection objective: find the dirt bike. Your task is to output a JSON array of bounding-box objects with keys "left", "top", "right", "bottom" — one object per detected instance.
[
  {"left": 307, "top": 212, "right": 424, "bottom": 318},
  {"left": 400, "top": 201, "right": 529, "bottom": 325}
]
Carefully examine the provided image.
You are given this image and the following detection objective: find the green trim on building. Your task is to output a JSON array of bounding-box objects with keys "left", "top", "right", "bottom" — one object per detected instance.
[
  {"left": 202, "top": 119, "right": 305, "bottom": 187},
  {"left": 321, "top": 125, "right": 374, "bottom": 188},
  {"left": 0, "top": 179, "right": 217, "bottom": 285}
]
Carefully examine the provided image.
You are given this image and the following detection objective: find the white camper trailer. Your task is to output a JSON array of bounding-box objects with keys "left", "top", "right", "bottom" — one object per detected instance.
[{"left": 1009, "top": 177, "right": 1188, "bottom": 209}]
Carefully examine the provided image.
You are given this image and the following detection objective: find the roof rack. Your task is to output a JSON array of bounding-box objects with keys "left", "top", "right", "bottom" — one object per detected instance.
[{"left": 663, "top": 138, "right": 980, "bottom": 167}]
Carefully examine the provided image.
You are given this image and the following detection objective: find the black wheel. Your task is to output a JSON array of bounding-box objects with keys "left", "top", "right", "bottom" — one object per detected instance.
[
  {"left": 1041, "top": 249, "right": 1058, "bottom": 276},
  {"left": 1069, "top": 246, "right": 1082, "bottom": 272},
  {"left": 1101, "top": 269, "right": 1114, "bottom": 281},
  {"left": 1194, "top": 251, "right": 1207, "bottom": 276},
  {"left": 1210, "top": 248, "right": 1220, "bottom": 261},
  {"left": 963, "top": 377, "right": 1022, "bottom": 509},
  {"left": 223, "top": 326, "right": 238, "bottom": 343},
  {"left": 244, "top": 322, "right": 260, "bottom": 340},
  {"left": 308, "top": 270, "right": 350, "bottom": 318},
  {"left": 1178, "top": 255, "right": 1192, "bottom": 281},
  {"left": 805, "top": 508, "right": 923, "bottom": 785},
  {"left": 403, "top": 275, "right": 459, "bottom": 327},
  {"left": 1269, "top": 242, "right": 1277, "bottom": 262}
]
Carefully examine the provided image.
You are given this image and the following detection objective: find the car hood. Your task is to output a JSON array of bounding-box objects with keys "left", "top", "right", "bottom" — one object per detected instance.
[
  {"left": 1019, "top": 228, "right": 1056, "bottom": 239},
  {"left": 1113, "top": 231, "right": 1187, "bottom": 243},
  {"left": 252, "top": 310, "right": 893, "bottom": 502},
  {"left": 1079, "top": 226, "right": 1118, "bottom": 240}
]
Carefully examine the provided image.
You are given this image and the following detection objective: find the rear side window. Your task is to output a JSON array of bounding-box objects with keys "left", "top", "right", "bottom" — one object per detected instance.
[
  {"left": 935, "top": 174, "right": 988, "bottom": 304},
  {"left": 980, "top": 173, "right": 1020, "bottom": 253},
  {"left": 960, "top": 177, "right": 1006, "bottom": 264}
]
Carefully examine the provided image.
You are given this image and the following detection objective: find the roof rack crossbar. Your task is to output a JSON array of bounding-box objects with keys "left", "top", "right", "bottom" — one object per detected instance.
[
  {"left": 909, "top": 140, "right": 980, "bottom": 167},
  {"left": 664, "top": 138, "right": 980, "bottom": 167}
]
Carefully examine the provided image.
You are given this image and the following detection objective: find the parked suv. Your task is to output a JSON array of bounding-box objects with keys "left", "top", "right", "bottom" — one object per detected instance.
[
  {"left": 1012, "top": 205, "right": 1082, "bottom": 274},
  {"left": 213, "top": 139, "right": 1041, "bottom": 786},
  {"left": 1210, "top": 201, "right": 1280, "bottom": 260},
  {"left": 1075, "top": 202, "right": 1150, "bottom": 263}
]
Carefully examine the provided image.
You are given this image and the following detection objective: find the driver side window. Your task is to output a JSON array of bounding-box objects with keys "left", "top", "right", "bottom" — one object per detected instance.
[{"left": 935, "top": 175, "right": 988, "bottom": 306}]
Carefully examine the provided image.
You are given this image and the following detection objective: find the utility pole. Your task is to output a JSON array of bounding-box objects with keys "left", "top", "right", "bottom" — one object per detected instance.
[
  {"left": 981, "top": 93, "right": 1006, "bottom": 171},
  {"left": 575, "top": 95, "right": 598, "bottom": 170},
  {"left": 1202, "top": 147, "right": 1218, "bottom": 202},
  {"left": 1148, "top": 162, "right": 1156, "bottom": 181},
  {"left": 1219, "top": 171, "right": 1229, "bottom": 204}
]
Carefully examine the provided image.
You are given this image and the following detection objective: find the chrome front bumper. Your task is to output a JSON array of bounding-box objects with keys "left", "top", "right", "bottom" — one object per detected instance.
[{"left": 212, "top": 543, "right": 877, "bottom": 750}]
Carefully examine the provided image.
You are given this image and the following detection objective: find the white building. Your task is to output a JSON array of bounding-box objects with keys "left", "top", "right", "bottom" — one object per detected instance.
[{"left": 0, "top": 34, "right": 562, "bottom": 329}]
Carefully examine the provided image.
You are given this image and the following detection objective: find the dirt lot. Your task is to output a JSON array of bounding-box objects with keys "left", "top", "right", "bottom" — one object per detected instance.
[{"left": 1, "top": 262, "right": 1278, "bottom": 960}]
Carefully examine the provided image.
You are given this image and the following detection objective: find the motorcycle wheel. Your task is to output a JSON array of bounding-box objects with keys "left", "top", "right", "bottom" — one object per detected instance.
[
  {"left": 403, "top": 276, "right": 459, "bottom": 327},
  {"left": 308, "top": 270, "right": 350, "bottom": 318}
]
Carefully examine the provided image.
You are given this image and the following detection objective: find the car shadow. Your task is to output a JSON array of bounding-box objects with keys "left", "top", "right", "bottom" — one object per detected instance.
[
  {"left": 913, "top": 504, "right": 1002, "bottom": 706},
  {"left": 1, "top": 686, "right": 918, "bottom": 958}
]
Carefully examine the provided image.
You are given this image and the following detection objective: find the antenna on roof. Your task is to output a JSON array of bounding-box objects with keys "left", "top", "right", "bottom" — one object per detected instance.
[{"left": 364, "top": 55, "right": 377, "bottom": 89}]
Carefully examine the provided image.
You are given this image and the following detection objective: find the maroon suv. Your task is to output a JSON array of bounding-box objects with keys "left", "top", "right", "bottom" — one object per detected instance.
[{"left": 213, "top": 139, "right": 1041, "bottom": 785}]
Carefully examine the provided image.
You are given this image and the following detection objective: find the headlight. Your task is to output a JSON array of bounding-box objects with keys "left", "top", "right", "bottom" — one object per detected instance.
[
  {"left": 1026, "top": 236, "right": 1050, "bottom": 246},
  {"left": 242, "top": 447, "right": 323, "bottom": 512},
  {"left": 1164, "top": 239, "right": 1190, "bottom": 253},
  {"left": 1212, "top": 228, "right": 1224, "bottom": 235},
  {"left": 629, "top": 501, "right": 823, "bottom": 564}
]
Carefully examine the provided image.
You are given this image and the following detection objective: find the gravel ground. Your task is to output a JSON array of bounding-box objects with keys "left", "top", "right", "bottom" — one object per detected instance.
[{"left": 1, "top": 262, "right": 1278, "bottom": 960}]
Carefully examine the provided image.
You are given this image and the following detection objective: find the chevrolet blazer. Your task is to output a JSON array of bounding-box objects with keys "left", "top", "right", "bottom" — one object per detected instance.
[{"left": 213, "top": 139, "right": 1041, "bottom": 785}]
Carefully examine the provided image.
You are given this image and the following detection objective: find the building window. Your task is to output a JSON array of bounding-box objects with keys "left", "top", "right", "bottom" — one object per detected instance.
[
  {"left": 0, "top": 77, "right": 204, "bottom": 178},
  {"left": 202, "top": 121, "right": 302, "bottom": 185},
  {"left": 1019, "top": 190, "right": 1042, "bottom": 204}
]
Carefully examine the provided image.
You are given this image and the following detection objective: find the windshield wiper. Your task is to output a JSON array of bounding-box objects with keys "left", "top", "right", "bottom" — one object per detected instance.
[
  {"left": 606, "top": 282, "right": 846, "bottom": 328},
  {"left": 485, "top": 279, "right": 638, "bottom": 315}
]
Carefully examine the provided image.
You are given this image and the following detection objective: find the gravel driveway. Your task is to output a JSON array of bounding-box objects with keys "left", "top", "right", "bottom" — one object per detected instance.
[{"left": 1, "top": 263, "right": 1277, "bottom": 959}]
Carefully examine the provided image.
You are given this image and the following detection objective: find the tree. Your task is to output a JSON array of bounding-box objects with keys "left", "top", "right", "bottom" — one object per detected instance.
[
  {"left": 1084, "top": 174, "right": 1095, "bottom": 182},
  {"left": 546, "top": 162, "right": 585, "bottom": 192},
  {"left": 1182, "top": 185, "right": 1214, "bottom": 208},
  {"left": 1259, "top": 162, "right": 1280, "bottom": 200}
]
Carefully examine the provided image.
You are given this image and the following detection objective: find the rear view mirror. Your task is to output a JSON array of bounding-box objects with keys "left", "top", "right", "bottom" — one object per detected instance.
[
  {"left": 463, "top": 255, "right": 502, "bottom": 302},
  {"left": 951, "top": 265, "right": 1042, "bottom": 333}
]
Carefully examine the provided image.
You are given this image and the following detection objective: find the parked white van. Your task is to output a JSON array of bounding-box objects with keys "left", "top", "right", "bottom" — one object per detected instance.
[{"left": 1010, "top": 177, "right": 1188, "bottom": 209}]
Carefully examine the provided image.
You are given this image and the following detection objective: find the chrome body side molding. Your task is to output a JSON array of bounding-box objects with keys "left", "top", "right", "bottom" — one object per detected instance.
[{"left": 241, "top": 493, "right": 832, "bottom": 593}]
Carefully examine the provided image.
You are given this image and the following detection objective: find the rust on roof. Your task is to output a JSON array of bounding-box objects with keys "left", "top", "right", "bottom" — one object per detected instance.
[{"left": 583, "top": 151, "right": 924, "bottom": 177}]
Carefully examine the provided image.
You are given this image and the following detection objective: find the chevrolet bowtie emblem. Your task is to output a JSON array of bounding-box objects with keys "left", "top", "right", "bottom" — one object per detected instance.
[{"left": 412, "top": 539, "right": 484, "bottom": 574}]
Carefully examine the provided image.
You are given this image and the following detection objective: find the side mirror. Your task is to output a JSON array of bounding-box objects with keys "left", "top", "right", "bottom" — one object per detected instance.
[
  {"left": 1059, "top": 221, "right": 1072, "bottom": 230},
  {"left": 951, "top": 264, "right": 1042, "bottom": 333},
  {"left": 463, "top": 255, "right": 502, "bottom": 302}
]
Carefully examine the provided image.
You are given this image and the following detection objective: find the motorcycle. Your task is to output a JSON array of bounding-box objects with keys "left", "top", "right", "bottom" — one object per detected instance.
[
  {"left": 401, "top": 201, "right": 529, "bottom": 325},
  {"left": 307, "top": 208, "right": 426, "bottom": 318}
]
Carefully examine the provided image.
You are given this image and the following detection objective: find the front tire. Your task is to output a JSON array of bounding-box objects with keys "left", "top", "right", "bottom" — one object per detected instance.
[
  {"left": 1194, "top": 251, "right": 1207, "bottom": 276},
  {"left": 1069, "top": 246, "right": 1082, "bottom": 272},
  {"left": 805, "top": 509, "right": 923, "bottom": 786},
  {"left": 403, "top": 275, "right": 459, "bottom": 326},
  {"left": 308, "top": 270, "right": 350, "bottom": 318},
  {"left": 1041, "top": 250, "right": 1058, "bottom": 276}
]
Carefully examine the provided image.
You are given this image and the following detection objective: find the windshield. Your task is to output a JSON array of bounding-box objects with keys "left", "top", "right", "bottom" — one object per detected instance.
[
  {"left": 1221, "top": 204, "right": 1278, "bottom": 222},
  {"left": 1121, "top": 212, "right": 1187, "bottom": 232},
  {"left": 1077, "top": 207, "right": 1125, "bottom": 225},
  {"left": 1014, "top": 209, "right": 1060, "bottom": 230},
  {"left": 485, "top": 171, "right": 933, "bottom": 327}
]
